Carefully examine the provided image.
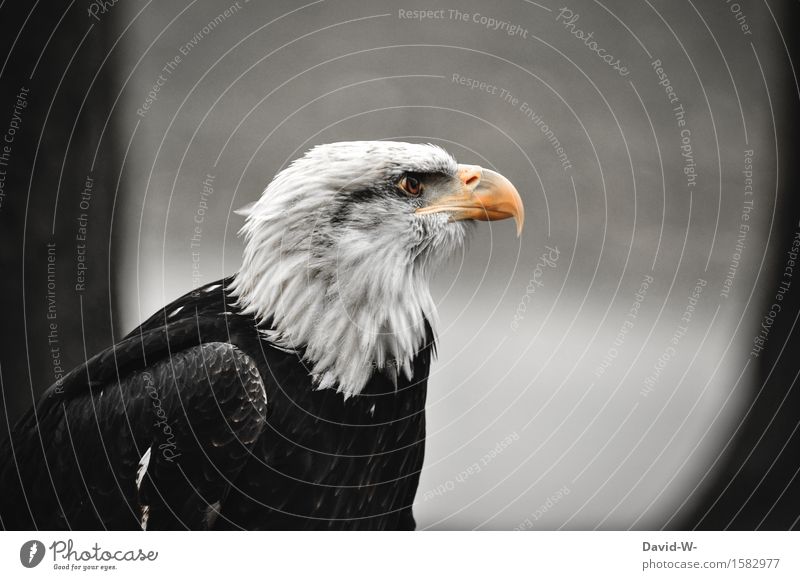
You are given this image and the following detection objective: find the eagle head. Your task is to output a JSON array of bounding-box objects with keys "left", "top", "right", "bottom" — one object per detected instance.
[{"left": 229, "top": 141, "right": 524, "bottom": 398}]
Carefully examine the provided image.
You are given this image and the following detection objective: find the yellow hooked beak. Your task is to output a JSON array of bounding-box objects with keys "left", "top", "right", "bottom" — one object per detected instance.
[{"left": 414, "top": 165, "right": 525, "bottom": 236}]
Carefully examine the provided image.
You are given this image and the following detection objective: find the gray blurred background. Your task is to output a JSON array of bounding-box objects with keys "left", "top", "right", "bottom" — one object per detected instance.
[{"left": 2, "top": 0, "right": 797, "bottom": 529}]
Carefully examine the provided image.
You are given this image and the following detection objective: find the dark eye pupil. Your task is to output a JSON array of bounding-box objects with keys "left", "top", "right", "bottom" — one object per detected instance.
[{"left": 398, "top": 174, "right": 423, "bottom": 196}]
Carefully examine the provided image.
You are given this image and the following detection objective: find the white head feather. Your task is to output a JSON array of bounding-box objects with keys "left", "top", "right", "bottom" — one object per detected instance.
[{"left": 229, "top": 141, "right": 470, "bottom": 398}]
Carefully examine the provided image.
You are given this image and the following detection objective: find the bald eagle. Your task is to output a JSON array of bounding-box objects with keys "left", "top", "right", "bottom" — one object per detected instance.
[{"left": 0, "top": 141, "right": 523, "bottom": 530}]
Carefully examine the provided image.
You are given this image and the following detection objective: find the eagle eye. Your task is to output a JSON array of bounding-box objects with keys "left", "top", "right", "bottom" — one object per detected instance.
[{"left": 398, "top": 175, "right": 423, "bottom": 197}]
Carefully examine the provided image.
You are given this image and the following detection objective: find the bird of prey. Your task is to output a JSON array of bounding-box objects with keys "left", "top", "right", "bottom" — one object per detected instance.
[{"left": 0, "top": 141, "right": 523, "bottom": 530}]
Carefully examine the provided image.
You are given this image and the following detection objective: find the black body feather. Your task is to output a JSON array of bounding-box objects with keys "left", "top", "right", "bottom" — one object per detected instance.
[{"left": 0, "top": 278, "right": 433, "bottom": 530}]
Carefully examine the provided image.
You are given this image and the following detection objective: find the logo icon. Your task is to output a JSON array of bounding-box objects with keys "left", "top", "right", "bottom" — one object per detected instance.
[{"left": 20, "top": 540, "right": 45, "bottom": 568}]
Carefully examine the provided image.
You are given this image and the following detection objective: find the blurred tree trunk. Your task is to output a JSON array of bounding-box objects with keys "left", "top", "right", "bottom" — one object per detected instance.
[
  {"left": 680, "top": 0, "right": 800, "bottom": 530},
  {"left": 0, "top": 5, "right": 119, "bottom": 432}
]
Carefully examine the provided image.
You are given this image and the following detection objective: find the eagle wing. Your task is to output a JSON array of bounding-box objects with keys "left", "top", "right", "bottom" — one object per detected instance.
[{"left": 0, "top": 322, "right": 267, "bottom": 529}]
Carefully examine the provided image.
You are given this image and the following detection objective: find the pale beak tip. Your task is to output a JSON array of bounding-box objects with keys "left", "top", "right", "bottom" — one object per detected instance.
[{"left": 513, "top": 194, "right": 525, "bottom": 237}]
